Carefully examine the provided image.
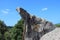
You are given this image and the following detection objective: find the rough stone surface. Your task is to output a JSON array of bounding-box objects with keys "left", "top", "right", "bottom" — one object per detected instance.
[
  {"left": 16, "top": 7, "right": 56, "bottom": 40},
  {"left": 40, "top": 27, "right": 60, "bottom": 40}
]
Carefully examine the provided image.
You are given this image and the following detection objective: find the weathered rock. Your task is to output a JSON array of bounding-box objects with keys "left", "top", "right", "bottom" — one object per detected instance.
[
  {"left": 40, "top": 28, "right": 60, "bottom": 40},
  {"left": 16, "top": 7, "right": 56, "bottom": 40}
]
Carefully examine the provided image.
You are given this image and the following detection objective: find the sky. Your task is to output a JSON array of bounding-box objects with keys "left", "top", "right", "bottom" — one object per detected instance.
[{"left": 0, "top": 0, "right": 60, "bottom": 26}]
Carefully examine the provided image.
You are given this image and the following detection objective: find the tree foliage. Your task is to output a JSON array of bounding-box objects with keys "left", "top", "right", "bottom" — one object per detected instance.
[
  {"left": 0, "top": 20, "right": 7, "bottom": 40},
  {"left": 55, "top": 23, "right": 60, "bottom": 27},
  {"left": 0, "top": 19, "right": 24, "bottom": 40}
]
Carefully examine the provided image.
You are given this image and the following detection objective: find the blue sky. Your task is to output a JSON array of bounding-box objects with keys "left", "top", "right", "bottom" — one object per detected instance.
[{"left": 0, "top": 0, "right": 60, "bottom": 26}]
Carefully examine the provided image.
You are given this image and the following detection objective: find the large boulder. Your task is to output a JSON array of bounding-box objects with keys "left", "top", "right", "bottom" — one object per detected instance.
[{"left": 40, "top": 27, "right": 60, "bottom": 40}]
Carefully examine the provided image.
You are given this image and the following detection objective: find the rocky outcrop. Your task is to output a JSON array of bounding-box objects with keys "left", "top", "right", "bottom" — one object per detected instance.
[{"left": 16, "top": 7, "right": 56, "bottom": 40}]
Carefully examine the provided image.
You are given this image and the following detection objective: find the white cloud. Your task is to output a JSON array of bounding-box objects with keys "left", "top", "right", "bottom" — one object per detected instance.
[
  {"left": 41, "top": 8, "right": 48, "bottom": 11},
  {"left": 1, "top": 10, "right": 8, "bottom": 14},
  {"left": 1, "top": 9, "right": 10, "bottom": 14},
  {"left": 6, "top": 9, "right": 10, "bottom": 11}
]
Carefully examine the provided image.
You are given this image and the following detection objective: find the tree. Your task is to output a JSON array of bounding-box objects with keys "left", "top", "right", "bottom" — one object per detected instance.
[
  {"left": 55, "top": 23, "right": 60, "bottom": 27},
  {"left": 0, "top": 32, "right": 2, "bottom": 40},
  {"left": 10, "top": 19, "right": 24, "bottom": 40},
  {"left": 0, "top": 19, "right": 24, "bottom": 40},
  {"left": 0, "top": 20, "right": 7, "bottom": 40}
]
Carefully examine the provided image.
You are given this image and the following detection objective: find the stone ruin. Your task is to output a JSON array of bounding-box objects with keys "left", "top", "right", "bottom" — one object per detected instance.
[{"left": 16, "top": 7, "right": 56, "bottom": 40}]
